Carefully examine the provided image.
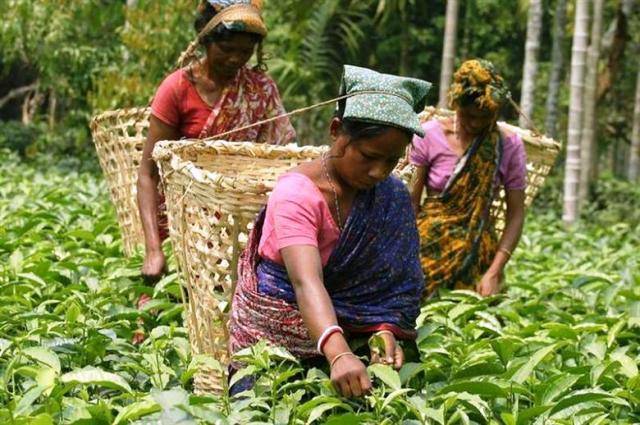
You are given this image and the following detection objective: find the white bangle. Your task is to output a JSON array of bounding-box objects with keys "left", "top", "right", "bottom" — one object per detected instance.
[{"left": 317, "top": 325, "right": 343, "bottom": 355}]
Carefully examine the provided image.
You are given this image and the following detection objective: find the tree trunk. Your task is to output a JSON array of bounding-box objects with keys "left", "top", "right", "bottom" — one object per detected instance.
[
  {"left": 544, "top": 0, "right": 567, "bottom": 139},
  {"left": 0, "top": 83, "right": 38, "bottom": 110},
  {"left": 596, "top": 0, "right": 634, "bottom": 101},
  {"left": 578, "top": 0, "right": 604, "bottom": 205},
  {"left": 562, "top": 0, "right": 590, "bottom": 225},
  {"left": 629, "top": 69, "right": 640, "bottom": 181},
  {"left": 125, "top": 0, "right": 138, "bottom": 28},
  {"left": 21, "top": 87, "right": 43, "bottom": 125},
  {"left": 438, "top": 0, "right": 459, "bottom": 108},
  {"left": 124, "top": 0, "right": 139, "bottom": 61},
  {"left": 48, "top": 90, "right": 57, "bottom": 128},
  {"left": 519, "top": 0, "right": 543, "bottom": 128}
]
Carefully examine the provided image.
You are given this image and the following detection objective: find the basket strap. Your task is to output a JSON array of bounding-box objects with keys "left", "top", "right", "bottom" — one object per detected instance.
[
  {"left": 507, "top": 97, "right": 542, "bottom": 137},
  {"left": 202, "top": 90, "right": 405, "bottom": 141}
]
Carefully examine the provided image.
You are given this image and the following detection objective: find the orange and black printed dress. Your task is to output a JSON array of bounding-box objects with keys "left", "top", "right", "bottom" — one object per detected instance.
[{"left": 412, "top": 120, "right": 505, "bottom": 296}]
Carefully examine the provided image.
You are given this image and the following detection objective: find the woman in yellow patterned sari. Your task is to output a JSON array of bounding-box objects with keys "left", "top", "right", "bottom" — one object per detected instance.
[{"left": 410, "top": 60, "right": 526, "bottom": 297}]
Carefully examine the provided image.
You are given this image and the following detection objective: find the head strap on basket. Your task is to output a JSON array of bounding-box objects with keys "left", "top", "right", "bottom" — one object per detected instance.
[{"left": 178, "top": 1, "right": 266, "bottom": 69}]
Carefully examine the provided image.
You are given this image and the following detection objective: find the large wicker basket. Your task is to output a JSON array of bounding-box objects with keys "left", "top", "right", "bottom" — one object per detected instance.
[
  {"left": 89, "top": 104, "right": 560, "bottom": 256},
  {"left": 90, "top": 107, "right": 151, "bottom": 256},
  {"left": 152, "top": 140, "right": 326, "bottom": 394}
]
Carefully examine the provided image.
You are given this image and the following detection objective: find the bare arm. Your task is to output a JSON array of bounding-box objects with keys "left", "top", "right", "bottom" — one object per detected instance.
[
  {"left": 136, "top": 116, "right": 180, "bottom": 258},
  {"left": 280, "top": 246, "right": 350, "bottom": 359},
  {"left": 486, "top": 189, "right": 525, "bottom": 277},
  {"left": 280, "top": 245, "right": 371, "bottom": 397},
  {"left": 410, "top": 166, "right": 427, "bottom": 214}
]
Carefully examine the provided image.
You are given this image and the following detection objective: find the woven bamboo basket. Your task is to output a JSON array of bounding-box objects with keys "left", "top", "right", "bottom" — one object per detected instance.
[
  {"left": 152, "top": 140, "right": 327, "bottom": 394},
  {"left": 90, "top": 107, "right": 151, "bottom": 256},
  {"left": 151, "top": 121, "right": 559, "bottom": 394},
  {"left": 419, "top": 107, "right": 561, "bottom": 232}
]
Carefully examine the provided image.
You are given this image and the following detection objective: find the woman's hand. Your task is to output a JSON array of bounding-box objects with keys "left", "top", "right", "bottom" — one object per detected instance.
[
  {"left": 330, "top": 353, "right": 372, "bottom": 398},
  {"left": 476, "top": 271, "right": 502, "bottom": 296},
  {"left": 141, "top": 249, "right": 166, "bottom": 284},
  {"left": 369, "top": 331, "right": 404, "bottom": 370}
]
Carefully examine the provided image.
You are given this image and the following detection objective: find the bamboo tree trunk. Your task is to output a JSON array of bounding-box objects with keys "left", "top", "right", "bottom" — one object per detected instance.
[
  {"left": 578, "top": 0, "right": 605, "bottom": 205},
  {"left": 562, "top": 0, "right": 590, "bottom": 225},
  {"left": 545, "top": 0, "right": 568, "bottom": 139},
  {"left": 48, "top": 90, "right": 57, "bottom": 129},
  {"left": 629, "top": 69, "right": 640, "bottom": 181},
  {"left": 519, "top": 0, "right": 543, "bottom": 128},
  {"left": 438, "top": 0, "right": 459, "bottom": 108},
  {"left": 125, "top": 0, "right": 138, "bottom": 29},
  {"left": 123, "top": 0, "right": 139, "bottom": 62}
]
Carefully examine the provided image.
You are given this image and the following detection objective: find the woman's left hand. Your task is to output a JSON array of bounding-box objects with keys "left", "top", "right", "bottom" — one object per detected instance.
[
  {"left": 476, "top": 271, "right": 502, "bottom": 296},
  {"left": 370, "top": 331, "right": 404, "bottom": 370}
]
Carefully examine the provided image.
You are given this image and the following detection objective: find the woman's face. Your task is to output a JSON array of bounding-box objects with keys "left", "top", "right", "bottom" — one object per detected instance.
[
  {"left": 457, "top": 103, "right": 497, "bottom": 135},
  {"left": 330, "top": 118, "right": 410, "bottom": 190},
  {"left": 205, "top": 32, "right": 258, "bottom": 78}
]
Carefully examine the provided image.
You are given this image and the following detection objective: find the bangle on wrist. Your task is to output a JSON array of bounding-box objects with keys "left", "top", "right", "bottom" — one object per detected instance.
[
  {"left": 317, "top": 325, "right": 344, "bottom": 355},
  {"left": 498, "top": 247, "right": 512, "bottom": 258},
  {"left": 329, "top": 351, "right": 355, "bottom": 369},
  {"left": 374, "top": 330, "right": 395, "bottom": 338}
]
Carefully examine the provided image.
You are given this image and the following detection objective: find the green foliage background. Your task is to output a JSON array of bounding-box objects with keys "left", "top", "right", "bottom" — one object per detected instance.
[
  {"left": 2, "top": 0, "right": 637, "bottom": 155},
  {"left": 0, "top": 149, "right": 638, "bottom": 423}
]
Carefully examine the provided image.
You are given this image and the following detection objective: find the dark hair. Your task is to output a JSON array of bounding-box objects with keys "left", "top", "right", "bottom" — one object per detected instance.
[
  {"left": 195, "top": 2, "right": 266, "bottom": 69},
  {"left": 334, "top": 97, "right": 412, "bottom": 141},
  {"left": 456, "top": 92, "right": 482, "bottom": 109}
]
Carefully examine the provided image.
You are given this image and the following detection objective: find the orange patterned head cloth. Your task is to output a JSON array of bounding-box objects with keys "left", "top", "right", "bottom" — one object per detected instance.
[
  {"left": 448, "top": 59, "right": 510, "bottom": 113},
  {"left": 199, "top": 0, "right": 267, "bottom": 39}
]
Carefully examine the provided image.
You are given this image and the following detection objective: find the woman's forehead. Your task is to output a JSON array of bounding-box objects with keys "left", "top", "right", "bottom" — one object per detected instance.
[{"left": 357, "top": 130, "right": 409, "bottom": 156}]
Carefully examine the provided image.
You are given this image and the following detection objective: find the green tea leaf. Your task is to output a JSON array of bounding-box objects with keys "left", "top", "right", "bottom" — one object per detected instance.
[
  {"left": 510, "top": 343, "right": 561, "bottom": 384},
  {"left": 610, "top": 349, "right": 639, "bottom": 378},
  {"left": 22, "top": 347, "right": 61, "bottom": 373},
  {"left": 539, "top": 374, "right": 580, "bottom": 405},
  {"left": 368, "top": 364, "right": 401, "bottom": 390},
  {"left": 113, "top": 399, "right": 161, "bottom": 425},
  {"left": 61, "top": 366, "right": 132, "bottom": 393},
  {"left": 437, "top": 380, "right": 508, "bottom": 398},
  {"left": 15, "top": 384, "right": 47, "bottom": 416}
]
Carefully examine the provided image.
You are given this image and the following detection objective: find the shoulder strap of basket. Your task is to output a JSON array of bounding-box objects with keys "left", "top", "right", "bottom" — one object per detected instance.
[{"left": 201, "top": 90, "right": 409, "bottom": 141}]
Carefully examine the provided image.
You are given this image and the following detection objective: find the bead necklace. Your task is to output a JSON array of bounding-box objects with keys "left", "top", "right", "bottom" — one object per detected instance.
[{"left": 321, "top": 152, "right": 344, "bottom": 231}]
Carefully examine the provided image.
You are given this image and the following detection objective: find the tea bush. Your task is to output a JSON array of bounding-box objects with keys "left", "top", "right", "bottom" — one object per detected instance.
[{"left": 0, "top": 150, "right": 638, "bottom": 424}]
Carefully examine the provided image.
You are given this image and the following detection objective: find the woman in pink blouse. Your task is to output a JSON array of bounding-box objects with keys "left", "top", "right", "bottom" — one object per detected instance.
[
  {"left": 410, "top": 60, "right": 526, "bottom": 297},
  {"left": 136, "top": 0, "right": 295, "bottom": 291}
]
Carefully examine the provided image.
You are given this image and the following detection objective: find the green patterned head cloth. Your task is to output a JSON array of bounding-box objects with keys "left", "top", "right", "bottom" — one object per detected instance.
[
  {"left": 338, "top": 65, "right": 431, "bottom": 137},
  {"left": 448, "top": 59, "right": 510, "bottom": 112}
]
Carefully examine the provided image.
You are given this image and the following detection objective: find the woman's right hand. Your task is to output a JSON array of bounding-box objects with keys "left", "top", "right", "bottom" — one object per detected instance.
[
  {"left": 141, "top": 249, "right": 166, "bottom": 284},
  {"left": 330, "top": 353, "right": 372, "bottom": 398}
]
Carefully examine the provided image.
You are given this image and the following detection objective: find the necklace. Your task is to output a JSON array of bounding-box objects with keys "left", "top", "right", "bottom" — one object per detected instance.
[{"left": 321, "top": 153, "right": 344, "bottom": 231}]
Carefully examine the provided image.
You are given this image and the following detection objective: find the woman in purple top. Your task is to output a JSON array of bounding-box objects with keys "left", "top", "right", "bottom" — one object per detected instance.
[{"left": 410, "top": 60, "right": 526, "bottom": 297}]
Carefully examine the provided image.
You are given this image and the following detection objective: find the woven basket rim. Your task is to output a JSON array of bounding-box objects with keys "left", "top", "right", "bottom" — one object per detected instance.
[
  {"left": 90, "top": 107, "right": 151, "bottom": 130},
  {"left": 153, "top": 140, "right": 327, "bottom": 192},
  {"left": 420, "top": 106, "right": 561, "bottom": 152},
  {"left": 91, "top": 105, "right": 562, "bottom": 152}
]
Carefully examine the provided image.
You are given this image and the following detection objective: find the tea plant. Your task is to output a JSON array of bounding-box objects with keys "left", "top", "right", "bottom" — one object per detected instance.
[{"left": 0, "top": 150, "right": 638, "bottom": 424}]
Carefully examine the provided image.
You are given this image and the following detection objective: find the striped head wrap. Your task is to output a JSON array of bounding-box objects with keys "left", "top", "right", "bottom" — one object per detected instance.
[{"left": 200, "top": 0, "right": 267, "bottom": 38}]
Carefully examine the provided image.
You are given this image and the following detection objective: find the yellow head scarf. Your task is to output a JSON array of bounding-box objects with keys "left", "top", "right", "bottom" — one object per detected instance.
[{"left": 448, "top": 59, "right": 509, "bottom": 112}]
